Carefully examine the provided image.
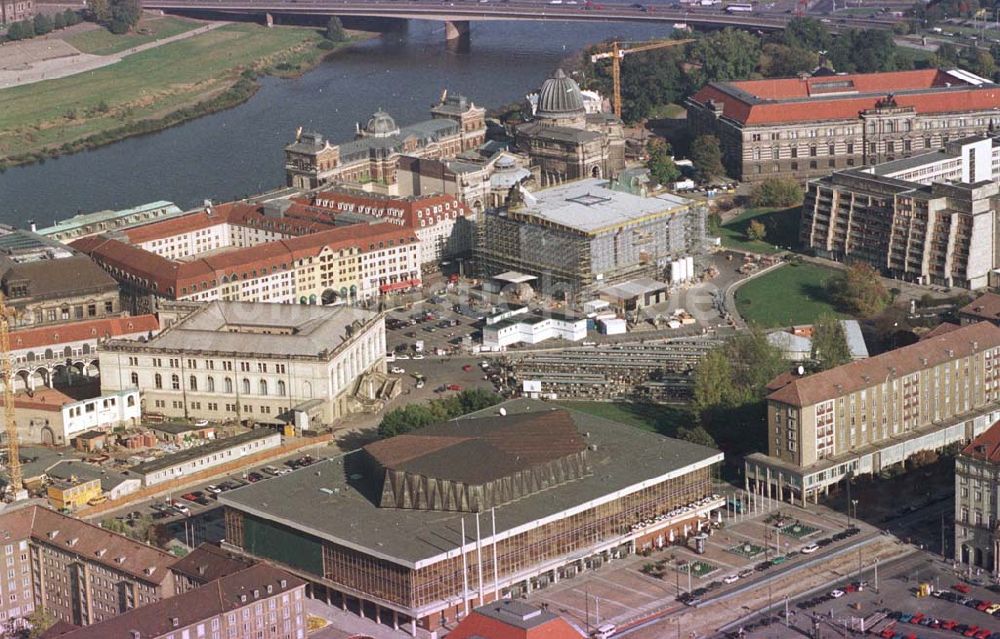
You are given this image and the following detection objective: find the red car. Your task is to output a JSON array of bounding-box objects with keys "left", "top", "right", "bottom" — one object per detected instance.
[
  {"left": 909, "top": 613, "right": 924, "bottom": 625},
  {"left": 963, "top": 626, "right": 979, "bottom": 637},
  {"left": 880, "top": 630, "right": 895, "bottom": 639},
  {"left": 974, "top": 630, "right": 991, "bottom": 639},
  {"left": 955, "top": 583, "right": 972, "bottom": 594},
  {"left": 975, "top": 601, "right": 992, "bottom": 612},
  {"left": 446, "top": 384, "right": 463, "bottom": 391},
  {"left": 462, "top": 365, "right": 473, "bottom": 371},
  {"left": 941, "top": 621, "right": 958, "bottom": 631}
]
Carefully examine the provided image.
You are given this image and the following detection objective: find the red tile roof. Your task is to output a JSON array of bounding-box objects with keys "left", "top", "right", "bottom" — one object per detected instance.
[
  {"left": 690, "top": 69, "right": 1000, "bottom": 125},
  {"left": 10, "top": 314, "right": 159, "bottom": 351},
  {"left": 309, "top": 190, "right": 471, "bottom": 228},
  {"left": 920, "top": 322, "right": 962, "bottom": 341},
  {"left": 767, "top": 321, "right": 1000, "bottom": 407},
  {"left": 962, "top": 419, "right": 1000, "bottom": 464},
  {"left": 959, "top": 292, "right": 1000, "bottom": 322},
  {"left": 449, "top": 602, "right": 585, "bottom": 639},
  {"left": 1, "top": 387, "right": 92, "bottom": 413}
]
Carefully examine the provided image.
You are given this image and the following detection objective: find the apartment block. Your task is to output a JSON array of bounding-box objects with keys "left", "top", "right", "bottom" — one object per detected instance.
[
  {"left": 746, "top": 321, "right": 1000, "bottom": 506},
  {"left": 801, "top": 135, "right": 1000, "bottom": 289},
  {"left": 954, "top": 420, "right": 1000, "bottom": 578}
]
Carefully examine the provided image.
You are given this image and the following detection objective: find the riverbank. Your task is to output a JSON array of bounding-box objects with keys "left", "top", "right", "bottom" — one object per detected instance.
[{"left": 0, "top": 24, "right": 371, "bottom": 170}]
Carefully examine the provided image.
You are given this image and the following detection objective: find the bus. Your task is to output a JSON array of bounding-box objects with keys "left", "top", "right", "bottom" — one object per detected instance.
[{"left": 725, "top": 2, "right": 754, "bottom": 12}]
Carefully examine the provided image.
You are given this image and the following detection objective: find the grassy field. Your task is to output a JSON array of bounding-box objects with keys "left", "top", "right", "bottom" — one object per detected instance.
[
  {"left": 554, "top": 400, "right": 692, "bottom": 437},
  {"left": 65, "top": 16, "right": 202, "bottom": 55},
  {"left": 0, "top": 24, "right": 334, "bottom": 164},
  {"left": 734, "top": 262, "right": 847, "bottom": 328},
  {"left": 718, "top": 206, "right": 801, "bottom": 255}
]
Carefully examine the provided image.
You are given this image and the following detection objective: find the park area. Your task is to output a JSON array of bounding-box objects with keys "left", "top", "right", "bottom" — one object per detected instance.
[
  {"left": 0, "top": 23, "right": 332, "bottom": 164},
  {"left": 734, "top": 262, "right": 846, "bottom": 328},
  {"left": 717, "top": 206, "right": 801, "bottom": 255},
  {"left": 64, "top": 16, "right": 203, "bottom": 55}
]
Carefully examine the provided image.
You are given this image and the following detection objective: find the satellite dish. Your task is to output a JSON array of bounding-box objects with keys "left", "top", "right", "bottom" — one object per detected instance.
[{"left": 499, "top": 407, "right": 507, "bottom": 416}]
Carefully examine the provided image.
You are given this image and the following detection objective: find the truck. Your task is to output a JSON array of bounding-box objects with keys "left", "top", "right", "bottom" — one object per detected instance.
[
  {"left": 725, "top": 2, "right": 753, "bottom": 11},
  {"left": 414, "top": 340, "right": 425, "bottom": 353}
]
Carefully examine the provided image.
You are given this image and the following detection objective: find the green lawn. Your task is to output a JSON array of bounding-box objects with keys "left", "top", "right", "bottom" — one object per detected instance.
[
  {"left": 554, "top": 400, "right": 692, "bottom": 437},
  {"left": 0, "top": 24, "right": 329, "bottom": 161},
  {"left": 65, "top": 16, "right": 202, "bottom": 55},
  {"left": 734, "top": 262, "right": 847, "bottom": 328},
  {"left": 718, "top": 207, "right": 801, "bottom": 255}
]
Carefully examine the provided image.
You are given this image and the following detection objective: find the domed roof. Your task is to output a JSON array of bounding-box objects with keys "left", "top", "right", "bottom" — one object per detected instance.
[
  {"left": 536, "top": 68, "right": 585, "bottom": 118},
  {"left": 364, "top": 110, "right": 399, "bottom": 137}
]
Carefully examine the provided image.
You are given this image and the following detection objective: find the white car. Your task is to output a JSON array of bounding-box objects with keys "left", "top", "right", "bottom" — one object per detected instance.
[
  {"left": 412, "top": 354, "right": 425, "bottom": 360},
  {"left": 829, "top": 589, "right": 845, "bottom": 599},
  {"left": 801, "top": 543, "right": 819, "bottom": 554},
  {"left": 416, "top": 380, "right": 425, "bottom": 389},
  {"left": 390, "top": 366, "right": 406, "bottom": 374},
  {"left": 205, "top": 485, "right": 222, "bottom": 495},
  {"left": 395, "top": 354, "right": 410, "bottom": 360},
  {"left": 723, "top": 574, "right": 739, "bottom": 584}
]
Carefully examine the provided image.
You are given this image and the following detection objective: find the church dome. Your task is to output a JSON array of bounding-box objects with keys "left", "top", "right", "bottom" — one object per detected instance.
[
  {"left": 536, "top": 69, "right": 585, "bottom": 118},
  {"left": 364, "top": 110, "right": 399, "bottom": 137}
]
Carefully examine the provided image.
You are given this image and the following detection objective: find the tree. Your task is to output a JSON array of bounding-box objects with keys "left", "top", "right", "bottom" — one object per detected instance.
[
  {"left": 23, "top": 608, "right": 57, "bottom": 639},
  {"left": 88, "top": 0, "right": 112, "bottom": 23},
  {"left": 781, "top": 16, "right": 831, "bottom": 51},
  {"left": 64, "top": 9, "right": 83, "bottom": 26},
  {"left": 646, "top": 138, "right": 681, "bottom": 186},
  {"left": 748, "top": 177, "right": 804, "bottom": 208},
  {"left": 692, "top": 28, "right": 761, "bottom": 83},
  {"left": 811, "top": 313, "right": 852, "bottom": 371},
  {"left": 828, "top": 29, "right": 898, "bottom": 73},
  {"left": 746, "top": 219, "right": 766, "bottom": 242},
  {"left": 33, "top": 13, "right": 53, "bottom": 35},
  {"left": 111, "top": 0, "right": 142, "bottom": 31},
  {"left": 53, "top": 11, "right": 66, "bottom": 30},
  {"left": 6, "top": 21, "right": 24, "bottom": 40},
  {"left": 933, "top": 42, "right": 961, "bottom": 68},
  {"left": 693, "top": 348, "right": 736, "bottom": 412},
  {"left": 724, "top": 327, "right": 788, "bottom": 400},
  {"left": 677, "top": 425, "right": 718, "bottom": 449},
  {"left": 325, "top": 16, "right": 347, "bottom": 42},
  {"left": 828, "top": 263, "right": 891, "bottom": 317},
  {"left": 690, "top": 134, "right": 726, "bottom": 181},
  {"left": 759, "top": 43, "right": 818, "bottom": 78},
  {"left": 377, "top": 389, "right": 501, "bottom": 438},
  {"left": 20, "top": 18, "right": 35, "bottom": 38}
]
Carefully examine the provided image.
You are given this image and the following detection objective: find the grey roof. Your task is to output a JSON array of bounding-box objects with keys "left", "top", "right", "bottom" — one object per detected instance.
[
  {"left": 338, "top": 119, "right": 460, "bottom": 163},
  {"left": 431, "top": 94, "right": 477, "bottom": 115},
  {"left": 536, "top": 69, "right": 585, "bottom": 117},
  {"left": 518, "top": 122, "right": 600, "bottom": 144},
  {"left": 472, "top": 600, "right": 564, "bottom": 631},
  {"left": 150, "top": 421, "right": 213, "bottom": 436},
  {"left": 516, "top": 179, "right": 693, "bottom": 235},
  {"left": 363, "top": 110, "right": 399, "bottom": 137},
  {"left": 1, "top": 254, "right": 118, "bottom": 301},
  {"left": 115, "top": 301, "right": 378, "bottom": 359},
  {"left": 45, "top": 460, "right": 138, "bottom": 493},
  {"left": 767, "top": 330, "right": 812, "bottom": 353},
  {"left": 841, "top": 319, "right": 869, "bottom": 359},
  {"left": 598, "top": 277, "right": 669, "bottom": 301},
  {"left": 131, "top": 429, "right": 279, "bottom": 476},
  {"left": 220, "top": 398, "right": 722, "bottom": 566}
]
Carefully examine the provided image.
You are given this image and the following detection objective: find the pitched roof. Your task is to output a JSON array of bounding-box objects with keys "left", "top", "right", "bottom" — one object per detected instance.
[
  {"left": 9, "top": 314, "right": 159, "bottom": 351},
  {"left": 449, "top": 601, "right": 585, "bottom": 639},
  {"left": 959, "top": 292, "right": 1000, "bottom": 322},
  {"left": 1, "top": 255, "right": 118, "bottom": 299},
  {"left": 962, "top": 419, "right": 1000, "bottom": 464},
  {"left": 170, "top": 543, "right": 256, "bottom": 584},
  {"left": 767, "top": 321, "right": 1000, "bottom": 407},
  {"left": 690, "top": 68, "right": 1000, "bottom": 126},
  {"left": 55, "top": 564, "right": 305, "bottom": 639},
  {"left": 920, "top": 322, "right": 962, "bottom": 341}
]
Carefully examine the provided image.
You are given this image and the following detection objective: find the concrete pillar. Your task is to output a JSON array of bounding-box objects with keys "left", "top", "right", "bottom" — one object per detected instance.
[
  {"left": 375, "top": 605, "right": 382, "bottom": 624},
  {"left": 410, "top": 618, "right": 417, "bottom": 637},
  {"left": 393, "top": 610, "right": 399, "bottom": 631}
]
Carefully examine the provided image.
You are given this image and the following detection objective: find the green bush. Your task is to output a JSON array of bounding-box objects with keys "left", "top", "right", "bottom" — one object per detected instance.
[{"left": 749, "top": 177, "right": 804, "bottom": 208}]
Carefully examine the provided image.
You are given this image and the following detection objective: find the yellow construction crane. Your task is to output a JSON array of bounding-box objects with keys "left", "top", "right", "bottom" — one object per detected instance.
[
  {"left": 0, "top": 293, "right": 20, "bottom": 499},
  {"left": 590, "top": 38, "right": 695, "bottom": 119}
]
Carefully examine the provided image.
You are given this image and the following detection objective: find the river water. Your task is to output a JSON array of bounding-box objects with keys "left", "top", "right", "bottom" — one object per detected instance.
[{"left": 0, "top": 18, "right": 674, "bottom": 225}]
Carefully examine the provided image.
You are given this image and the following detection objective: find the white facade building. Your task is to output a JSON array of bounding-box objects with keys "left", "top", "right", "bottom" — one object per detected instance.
[
  {"left": 482, "top": 313, "right": 588, "bottom": 349},
  {"left": 132, "top": 430, "right": 283, "bottom": 487}
]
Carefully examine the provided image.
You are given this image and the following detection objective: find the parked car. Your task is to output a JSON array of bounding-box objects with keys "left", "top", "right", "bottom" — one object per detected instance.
[
  {"left": 829, "top": 589, "right": 845, "bottom": 599},
  {"left": 723, "top": 574, "right": 739, "bottom": 584},
  {"left": 801, "top": 543, "right": 819, "bottom": 554},
  {"left": 390, "top": 366, "right": 406, "bottom": 374},
  {"left": 447, "top": 384, "right": 463, "bottom": 391}
]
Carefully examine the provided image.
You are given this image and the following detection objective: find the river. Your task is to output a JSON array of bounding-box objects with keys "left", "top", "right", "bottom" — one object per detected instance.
[{"left": 0, "top": 18, "right": 675, "bottom": 225}]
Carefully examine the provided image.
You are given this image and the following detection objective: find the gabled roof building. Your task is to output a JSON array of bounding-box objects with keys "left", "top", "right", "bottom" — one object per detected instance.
[{"left": 955, "top": 419, "right": 1000, "bottom": 578}]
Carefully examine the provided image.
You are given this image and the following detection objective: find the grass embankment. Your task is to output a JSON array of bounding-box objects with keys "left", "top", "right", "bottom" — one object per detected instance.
[
  {"left": 734, "top": 262, "right": 846, "bottom": 328},
  {"left": 65, "top": 16, "right": 202, "bottom": 55},
  {"left": 0, "top": 24, "right": 356, "bottom": 168},
  {"left": 718, "top": 206, "right": 801, "bottom": 255}
]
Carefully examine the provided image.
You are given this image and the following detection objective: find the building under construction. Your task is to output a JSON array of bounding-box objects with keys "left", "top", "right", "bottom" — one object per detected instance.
[
  {"left": 511, "top": 338, "right": 721, "bottom": 401},
  {"left": 478, "top": 179, "right": 706, "bottom": 301}
]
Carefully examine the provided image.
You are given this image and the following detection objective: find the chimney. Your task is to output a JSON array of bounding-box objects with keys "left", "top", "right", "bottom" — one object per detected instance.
[
  {"left": 197, "top": 565, "right": 207, "bottom": 576},
  {"left": 170, "top": 617, "right": 179, "bottom": 628},
  {"left": 279, "top": 579, "right": 287, "bottom": 589},
  {"left": 130, "top": 631, "right": 141, "bottom": 639}
]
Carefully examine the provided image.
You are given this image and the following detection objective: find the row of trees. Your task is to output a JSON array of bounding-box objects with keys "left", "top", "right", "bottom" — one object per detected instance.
[
  {"left": 377, "top": 388, "right": 502, "bottom": 438},
  {"left": 4, "top": 10, "right": 83, "bottom": 42},
  {"left": 87, "top": 0, "right": 142, "bottom": 34}
]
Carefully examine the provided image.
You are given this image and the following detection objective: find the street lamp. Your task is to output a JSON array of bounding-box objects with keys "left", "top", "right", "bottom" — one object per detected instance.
[{"left": 851, "top": 499, "right": 859, "bottom": 524}]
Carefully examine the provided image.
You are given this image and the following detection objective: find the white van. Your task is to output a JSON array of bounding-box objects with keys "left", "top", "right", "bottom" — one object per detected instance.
[{"left": 593, "top": 624, "right": 616, "bottom": 639}]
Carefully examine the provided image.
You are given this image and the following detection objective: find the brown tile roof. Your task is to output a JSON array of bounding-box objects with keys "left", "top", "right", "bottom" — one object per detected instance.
[
  {"left": 121, "top": 202, "right": 256, "bottom": 244},
  {"left": 690, "top": 69, "right": 1000, "bottom": 126},
  {"left": 56, "top": 564, "right": 306, "bottom": 639},
  {"left": 959, "top": 292, "right": 1000, "bottom": 322},
  {"left": 170, "top": 543, "right": 256, "bottom": 584},
  {"left": 1, "top": 255, "right": 118, "bottom": 299},
  {"left": 767, "top": 321, "right": 1000, "bottom": 407},
  {"left": 10, "top": 314, "right": 159, "bottom": 351},
  {"left": 920, "top": 322, "right": 962, "bottom": 341},
  {"left": 962, "top": 419, "right": 1000, "bottom": 464},
  {"left": 309, "top": 189, "right": 471, "bottom": 228}
]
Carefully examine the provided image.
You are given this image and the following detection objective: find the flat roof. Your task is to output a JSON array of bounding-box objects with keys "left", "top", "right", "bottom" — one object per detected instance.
[
  {"left": 517, "top": 179, "right": 692, "bottom": 235},
  {"left": 150, "top": 421, "right": 214, "bottom": 435},
  {"left": 493, "top": 271, "right": 537, "bottom": 284},
  {"left": 220, "top": 399, "right": 722, "bottom": 567},
  {"left": 131, "top": 430, "right": 279, "bottom": 476},
  {"left": 113, "top": 301, "right": 379, "bottom": 359},
  {"left": 598, "top": 277, "right": 669, "bottom": 301}
]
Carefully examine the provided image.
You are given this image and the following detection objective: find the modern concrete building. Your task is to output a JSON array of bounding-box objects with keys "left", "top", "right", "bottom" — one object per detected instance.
[
  {"left": 478, "top": 179, "right": 705, "bottom": 301},
  {"left": 686, "top": 68, "right": 1000, "bottom": 182},
  {"left": 99, "top": 301, "right": 387, "bottom": 428},
  {"left": 801, "top": 135, "right": 1000, "bottom": 289},
  {"left": 954, "top": 420, "right": 1000, "bottom": 578},
  {"left": 482, "top": 312, "right": 587, "bottom": 350},
  {"left": 0, "top": 504, "right": 177, "bottom": 631},
  {"left": 746, "top": 321, "right": 1000, "bottom": 506},
  {"left": 284, "top": 94, "right": 486, "bottom": 191},
  {"left": 131, "top": 430, "right": 283, "bottom": 487},
  {"left": 219, "top": 399, "right": 723, "bottom": 634}
]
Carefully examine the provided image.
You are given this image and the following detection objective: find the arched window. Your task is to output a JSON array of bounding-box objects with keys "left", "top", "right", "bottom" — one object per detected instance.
[
  {"left": 224, "top": 377, "right": 233, "bottom": 394},
  {"left": 259, "top": 380, "right": 268, "bottom": 396},
  {"left": 207, "top": 376, "right": 215, "bottom": 392},
  {"left": 154, "top": 373, "right": 163, "bottom": 389},
  {"left": 171, "top": 375, "right": 180, "bottom": 390},
  {"left": 127, "top": 395, "right": 136, "bottom": 407},
  {"left": 189, "top": 375, "right": 198, "bottom": 391},
  {"left": 130, "top": 372, "right": 139, "bottom": 387},
  {"left": 242, "top": 378, "right": 251, "bottom": 394},
  {"left": 277, "top": 380, "right": 286, "bottom": 397}
]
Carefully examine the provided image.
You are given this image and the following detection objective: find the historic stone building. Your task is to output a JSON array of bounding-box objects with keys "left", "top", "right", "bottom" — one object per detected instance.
[
  {"left": 514, "top": 69, "right": 626, "bottom": 186},
  {"left": 0, "top": 0, "right": 33, "bottom": 25},
  {"left": 284, "top": 94, "right": 486, "bottom": 191},
  {"left": 686, "top": 68, "right": 1000, "bottom": 182},
  {"left": 955, "top": 420, "right": 1000, "bottom": 578}
]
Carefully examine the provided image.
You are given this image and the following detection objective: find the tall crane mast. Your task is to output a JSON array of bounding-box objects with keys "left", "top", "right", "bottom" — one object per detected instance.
[
  {"left": 590, "top": 38, "right": 695, "bottom": 118},
  {"left": 0, "top": 293, "right": 20, "bottom": 498}
]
